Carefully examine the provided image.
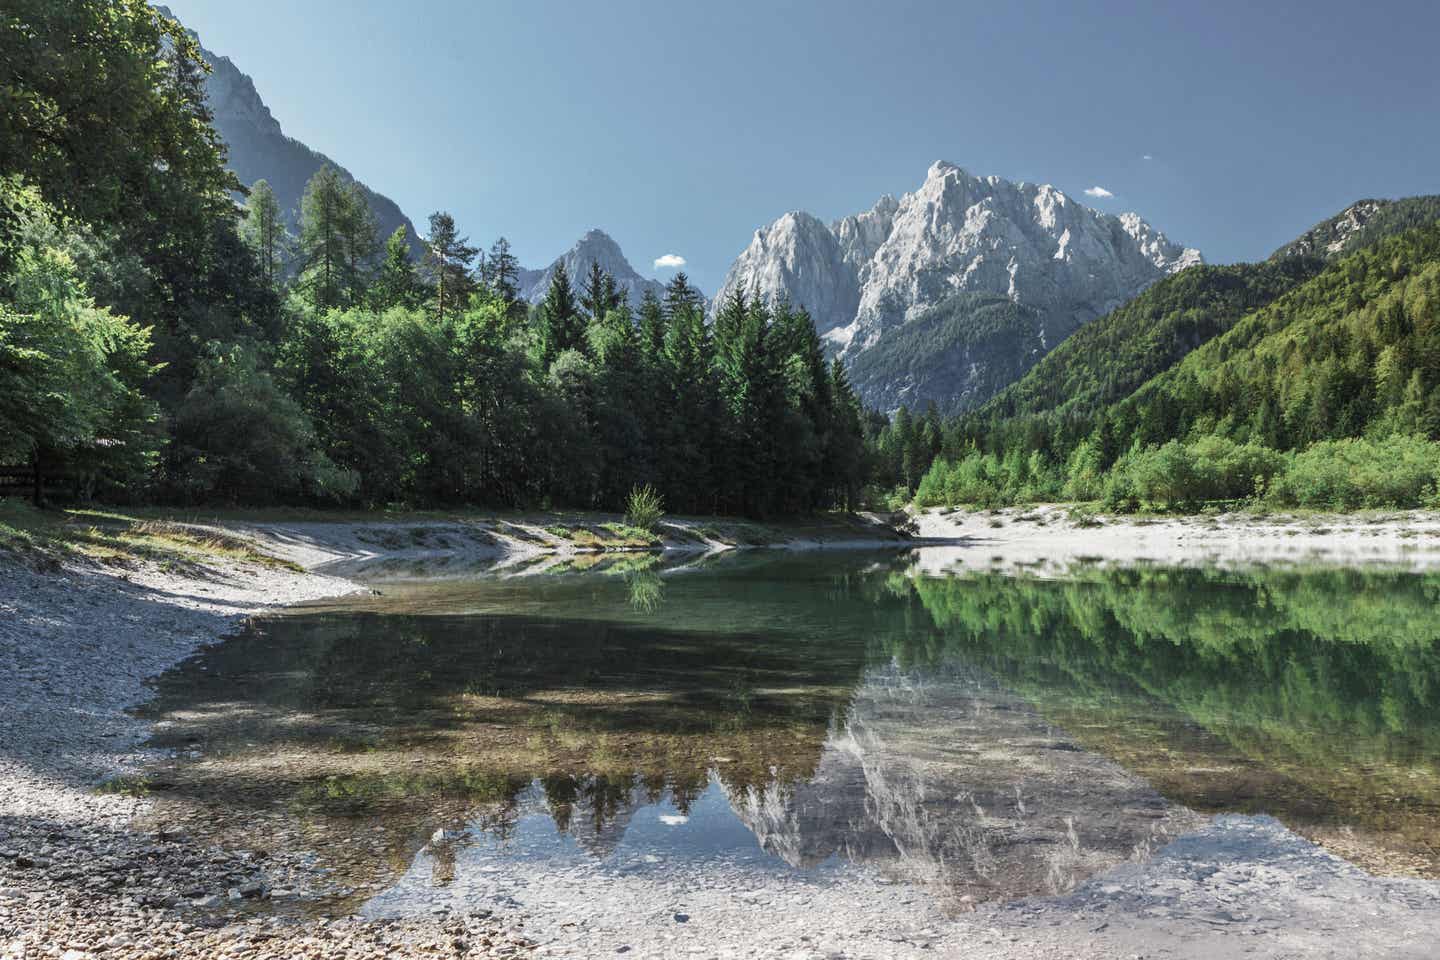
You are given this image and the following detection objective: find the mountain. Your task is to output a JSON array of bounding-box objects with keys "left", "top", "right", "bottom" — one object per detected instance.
[
  {"left": 515, "top": 229, "right": 672, "bottom": 306},
  {"left": 161, "top": 7, "right": 423, "bottom": 255},
  {"left": 971, "top": 258, "right": 1324, "bottom": 430},
  {"left": 715, "top": 161, "right": 1201, "bottom": 411},
  {"left": 958, "top": 196, "right": 1440, "bottom": 455},
  {"left": 1270, "top": 195, "right": 1440, "bottom": 263},
  {"left": 1108, "top": 221, "right": 1440, "bottom": 451}
]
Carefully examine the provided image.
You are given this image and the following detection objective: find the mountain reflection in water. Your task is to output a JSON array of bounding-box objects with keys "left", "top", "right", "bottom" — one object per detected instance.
[{"left": 138, "top": 552, "right": 1440, "bottom": 915}]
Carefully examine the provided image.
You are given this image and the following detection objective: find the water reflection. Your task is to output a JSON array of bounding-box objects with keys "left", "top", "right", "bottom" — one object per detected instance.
[{"left": 136, "top": 552, "right": 1440, "bottom": 917}]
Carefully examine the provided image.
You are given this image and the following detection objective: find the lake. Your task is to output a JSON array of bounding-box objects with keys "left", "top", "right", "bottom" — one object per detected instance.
[{"left": 134, "top": 550, "right": 1440, "bottom": 923}]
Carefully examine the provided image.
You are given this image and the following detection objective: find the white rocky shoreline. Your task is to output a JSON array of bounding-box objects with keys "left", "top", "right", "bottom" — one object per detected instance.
[{"left": 3, "top": 513, "right": 1440, "bottom": 959}]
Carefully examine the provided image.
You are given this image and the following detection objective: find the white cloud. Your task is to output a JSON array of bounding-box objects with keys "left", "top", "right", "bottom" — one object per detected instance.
[
  {"left": 653, "top": 253, "right": 686, "bottom": 269},
  {"left": 1142, "top": 154, "right": 1154, "bottom": 161},
  {"left": 1083, "top": 186, "right": 1115, "bottom": 199}
]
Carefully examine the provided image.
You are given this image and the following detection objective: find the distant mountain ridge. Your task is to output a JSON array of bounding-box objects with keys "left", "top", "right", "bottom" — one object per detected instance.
[
  {"left": 515, "top": 229, "right": 671, "bottom": 307},
  {"left": 1270, "top": 195, "right": 1440, "bottom": 263},
  {"left": 952, "top": 194, "right": 1440, "bottom": 464},
  {"left": 156, "top": 7, "right": 425, "bottom": 257},
  {"left": 715, "top": 162, "right": 1201, "bottom": 412}
]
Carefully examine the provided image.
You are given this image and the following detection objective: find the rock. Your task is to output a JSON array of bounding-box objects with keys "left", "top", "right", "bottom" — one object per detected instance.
[
  {"left": 713, "top": 161, "right": 1200, "bottom": 411},
  {"left": 673, "top": 913, "right": 690, "bottom": 923},
  {"left": 514, "top": 229, "right": 674, "bottom": 310}
]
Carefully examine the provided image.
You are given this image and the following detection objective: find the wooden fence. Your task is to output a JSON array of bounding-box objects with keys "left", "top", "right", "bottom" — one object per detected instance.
[{"left": 0, "top": 465, "right": 79, "bottom": 503}]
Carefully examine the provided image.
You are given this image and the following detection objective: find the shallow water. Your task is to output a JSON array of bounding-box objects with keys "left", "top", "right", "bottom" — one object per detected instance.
[{"left": 137, "top": 551, "right": 1440, "bottom": 917}]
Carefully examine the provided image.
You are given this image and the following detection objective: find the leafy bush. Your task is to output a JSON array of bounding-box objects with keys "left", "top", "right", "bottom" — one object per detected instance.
[
  {"left": 1100, "top": 437, "right": 1285, "bottom": 511},
  {"left": 624, "top": 483, "right": 665, "bottom": 532},
  {"left": 1266, "top": 435, "right": 1440, "bottom": 509}
]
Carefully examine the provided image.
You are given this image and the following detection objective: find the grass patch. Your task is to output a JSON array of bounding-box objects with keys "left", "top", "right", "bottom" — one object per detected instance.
[{"left": 0, "top": 498, "right": 299, "bottom": 571}]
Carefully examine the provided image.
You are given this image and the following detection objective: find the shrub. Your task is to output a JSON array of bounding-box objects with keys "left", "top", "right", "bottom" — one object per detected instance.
[
  {"left": 1267, "top": 435, "right": 1440, "bottom": 509},
  {"left": 624, "top": 483, "right": 665, "bottom": 532}
]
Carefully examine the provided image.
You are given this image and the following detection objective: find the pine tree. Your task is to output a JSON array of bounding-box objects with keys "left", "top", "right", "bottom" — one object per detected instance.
[
  {"left": 539, "top": 262, "right": 585, "bottom": 366},
  {"left": 371, "top": 226, "right": 421, "bottom": 310},
  {"left": 423, "top": 211, "right": 478, "bottom": 322},
  {"left": 485, "top": 236, "right": 521, "bottom": 305},
  {"left": 239, "top": 179, "right": 288, "bottom": 289}
]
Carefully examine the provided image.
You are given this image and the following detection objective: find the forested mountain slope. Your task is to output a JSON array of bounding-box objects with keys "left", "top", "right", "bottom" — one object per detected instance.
[
  {"left": 902, "top": 217, "right": 1440, "bottom": 511},
  {"left": 969, "top": 257, "right": 1323, "bottom": 429},
  {"left": 1114, "top": 223, "right": 1440, "bottom": 450}
]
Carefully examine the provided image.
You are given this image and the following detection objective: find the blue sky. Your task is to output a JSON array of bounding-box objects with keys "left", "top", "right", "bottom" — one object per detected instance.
[{"left": 167, "top": 0, "right": 1440, "bottom": 294}]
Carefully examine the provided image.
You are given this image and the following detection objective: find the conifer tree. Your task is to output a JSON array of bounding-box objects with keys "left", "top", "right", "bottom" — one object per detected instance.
[
  {"left": 371, "top": 226, "right": 421, "bottom": 310},
  {"left": 581, "top": 260, "right": 608, "bottom": 323},
  {"left": 423, "top": 211, "right": 478, "bottom": 322},
  {"left": 484, "top": 236, "right": 521, "bottom": 305},
  {"left": 239, "top": 179, "right": 288, "bottom": 289},
  {"left": 297, "top": 165, "right": 352, "bottom": 311},
  {"left": 638, "top": 290, "right": 667, "bottom": 359},
  {"left": 339, "top": 181, "right": 379, "bottom": 305},
  {"left": 539, "top": 262, "right": 584, "bottom": 366},
  {"left": 663, "top": 272, "right": 702, "bottom": 319}
]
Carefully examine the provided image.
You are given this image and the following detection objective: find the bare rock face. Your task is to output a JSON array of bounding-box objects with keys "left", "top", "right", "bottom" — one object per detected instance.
[
  {"left": 714, "top": 162, "right": 1201, "bottom": 410},
  {"left": 712, "top": 212, "right": 858, "bottom": 339},
  {"left": 1268, "top": 199, "right": 1390, "bottom": 261},
  {"left": 515, "top": 229, "right": 672, "bottom": 308}
]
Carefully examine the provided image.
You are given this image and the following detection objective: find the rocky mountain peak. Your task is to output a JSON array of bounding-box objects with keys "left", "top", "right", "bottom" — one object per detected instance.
[
  {"left": 1269, "top": 199, "right": 1390, "bottom": 261},
  {"left": 713, "top": 161, "right": 1202, "bottom": 410},
  {"left": 515, "top": 230, "right": 676, "bottom": 307}
]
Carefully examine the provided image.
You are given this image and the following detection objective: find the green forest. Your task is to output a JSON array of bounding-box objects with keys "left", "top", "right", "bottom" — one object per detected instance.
[
  {"left": 5, "top": 2, "right": 1440, "bottom": 519},
  {"left": 0, "top": 2, "right": 868, "bottom": 516},
  {"left": 890, "top": 212, "right": 1440, "bottom": 512}
]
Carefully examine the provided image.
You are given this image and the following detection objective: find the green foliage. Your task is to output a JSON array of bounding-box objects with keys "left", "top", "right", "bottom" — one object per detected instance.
[
  {"left": 624, "top": 484, "right": 665, "bottom": 532},
  {"left": 298, "top": 165, "right": 377, "bottom": 311},
  {"left": 1099, "top": 437, "right": 1284, "bottom": 511},
  {"left": 171, "top": 342, "right": 354, "bottom": 504},
  {"left": 421, "top": 210, "right": 477, "bottom": 321},
  {"left": 0, "top": 1, "right": 238, "bottom": 238},
  {"left": 0, "top": 183, "right": 159, "bottom": 494},
  {"left": 239, "top": 179, "right": 288, "bottom": 289},
  {"left": 911, "top": 215, "right": 1440, "bottom": 514},
  {"left": 0, "top": 5, "right": 864, "bottom": 513},
  {"left": 1266, "top": 435, "right": 1440, "bottom": 510}
]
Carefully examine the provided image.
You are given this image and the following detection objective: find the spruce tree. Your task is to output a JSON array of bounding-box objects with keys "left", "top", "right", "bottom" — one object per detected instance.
[
  {"left": 539, "top": 262, "right": 584, "bottom": 366},
  {"left": 663, "top": 271, "right": 702, "bottom": 319},
  {"left": 423, "top": 211, "right": 478, "bottom": 321},
  {"left": 638, "top": 290, "right": 667, "bottom": 359},
  {"left": 581, "top": 260, "right": 622, "bottom": 321},
  {"left": 372, "top": 226, "right": 421, "bottom": 309}
]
